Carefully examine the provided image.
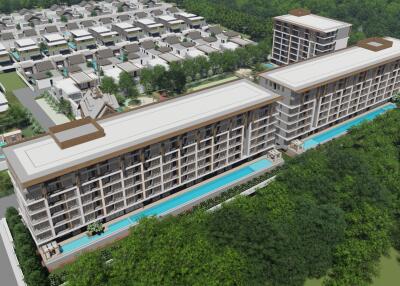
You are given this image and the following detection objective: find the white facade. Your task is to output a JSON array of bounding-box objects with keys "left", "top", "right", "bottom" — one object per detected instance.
[
  {"left": 260, "top": 37, "right": 400, "bottom": 146},
  {"left": 271, "top": 9, "right": 352, "bottom": 65},
  {"left": 4, "top": 80, "right": 280, "bottom": 246}
]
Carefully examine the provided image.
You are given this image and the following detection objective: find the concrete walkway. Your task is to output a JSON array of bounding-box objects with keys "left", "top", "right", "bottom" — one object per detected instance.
[{"left": 13, "top": 88, "right": 56, "bottom": 131}]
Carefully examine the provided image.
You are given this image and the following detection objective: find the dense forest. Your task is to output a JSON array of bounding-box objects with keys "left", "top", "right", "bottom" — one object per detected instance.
[
  {"left": 48, "top": 108, "right": 400, "bottom": 285},
  {"left": 168, "top": 0, "right": 400, "bottom": 43}
]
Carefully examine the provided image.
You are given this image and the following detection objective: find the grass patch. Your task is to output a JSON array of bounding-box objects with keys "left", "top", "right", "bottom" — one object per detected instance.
[
  {"left": 0, "top": 170, "right": 13, "bottom": 198},
  {"left": 186, "top": 74, "right": 238, "bottom": 93},
  {"left": 0, "top": 72, "right": 27, "bottom": 106}
]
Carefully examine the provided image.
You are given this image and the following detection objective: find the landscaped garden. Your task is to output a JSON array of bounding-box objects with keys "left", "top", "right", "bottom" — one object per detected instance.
[
  {"left": 0, "top": 170, "right": 13, "bottom": 198},
  {"left": 0, "top": 72, "right": 42, "bottom": 137}
]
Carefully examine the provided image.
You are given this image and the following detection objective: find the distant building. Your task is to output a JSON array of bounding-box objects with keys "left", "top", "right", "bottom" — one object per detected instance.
[
  {"left": 79, "top": 87, "right": 119, "bottom": 119},
  {"left": 271, "top": 8, "right": 351, "bottom": 65}
]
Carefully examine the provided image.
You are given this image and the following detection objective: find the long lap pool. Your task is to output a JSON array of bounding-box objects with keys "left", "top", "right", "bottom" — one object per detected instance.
[
  {"left": 303, "top": 103, "right": 396, "bottom": 150},
  {"left": 60, "top": 158, "right": 273, "bottom": 254}
]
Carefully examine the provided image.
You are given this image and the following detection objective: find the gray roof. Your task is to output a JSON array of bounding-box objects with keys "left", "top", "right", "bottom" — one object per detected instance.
[
  {"left": 159, "top": 52, "right": 181, "bottom": 63},
  {"left": 167, "top": 7, "right": 179, "bottom": 13},
  {"left": 208, "top": 25, "right": 223, "bottom": 35},
  {"left": 118, "top": 14, "right": 130, "bottom": 21},
  {"left": 23, "top": 28, "right": 37, "bottom": 37},
  {"left": 67, "top": 54, "right": 86, "bottom": 65},
  {"left": 202, "top": 36, "right": 217, "bottom": 43},
  {"left": 96, "top": 48, "right": 113, "bottom": 59},
  {"left": 164, "top": 35, "right": 180, "bottom": 45},
  {"left": 223, "top": 31, "right": 240, "bottom": 38},
  {"left": 97, "top": 58, "right": 112, "bottom": 66},
  {"left": 66, "top": 22, "right": 79, "bottom": 30},
  {"left": 99, "top": 17, "right": 113, "bottom": 24},
  {"left": 33, "top": 71, "right": 51, "bottom": 80},
  {"left": 79, "top": 88, "right": 119, "bottom": 119},
  {"left": 45, "top": 25, "right": 58, "bottom": 33},
  {"left": 135, "top": 12, "right": 147, "bottom": 19},
  {"left": 180, "top": 41, "right": 196, "bottom": 48},
  {"left": 1, "top": 32, "right": 14, "bottom": 40},
  {"left": 35, "top": 60, "right": 54, "bottom": 73},
  {"left": 157, "top": 46, "right": 172, "bottom": 53},
  {"left": 117, "top": 61, "right": 139, "bottom": 72},
  {"left": 68, "top": 65, "right": 82, "bottom": 73},
  {"left": 187, "top": 31, "right": 201, "bottom": 40},
  {"left": 124, "top": 43, "right": 140, "bottom": 53},
  {"left": 81, "top": 20, "right": 95, "bottom": 27},
  {"left": 141, "top": 40, "right": 155, "bottom": 50},
  {"left": 151, "top": 9, "right": 163, "bottom": 16},
  {"left": 127, "top": 52, "right": 140, "bottom": 60}
]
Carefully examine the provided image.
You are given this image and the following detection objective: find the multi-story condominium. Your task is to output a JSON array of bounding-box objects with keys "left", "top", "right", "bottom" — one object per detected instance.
[
  {"left": 13, "top": 39, "right": 42, "bottom": 61},
  {"left": 112, "top": 23, "right": 143, "bottom": 42},
  {"left": 271, "top": 8, "right": 352, "bottom": 65},
  {"left": 89, "top": 26, "right": 120, "bottom": 47},
  {"left": 259, "top": 37, "right": 400, "bottom": 146},
  {"left": 42, "top": 34, "right": 69, "bottom": 56},
  {"left": 3, "top": 80, "right": 280, "bottom": 246},
  {"left": 69, "top": 29, "right": 97, "bottom": 51}
]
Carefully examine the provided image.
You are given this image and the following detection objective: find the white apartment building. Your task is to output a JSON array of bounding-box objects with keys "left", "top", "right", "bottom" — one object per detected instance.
[
  {"left": 3, "top": 80, "right": 280, "bottom": 246},
  {"left": 271, "top": 8, "right": 352, "bottom": 65},
  {"left": 260, "top": 37, "right": 400, "bottom": 146}
]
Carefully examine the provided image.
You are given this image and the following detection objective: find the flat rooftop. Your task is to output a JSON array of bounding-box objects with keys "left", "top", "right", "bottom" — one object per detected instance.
[
  {"left": 4, "top": 80, "right": 280, "bottom": 187},
  {"left": 260, "top": 37, "right": 400, "bottom": 92},
  {"left": 274, "top": 13, "right": 351, "bottom": 33}
]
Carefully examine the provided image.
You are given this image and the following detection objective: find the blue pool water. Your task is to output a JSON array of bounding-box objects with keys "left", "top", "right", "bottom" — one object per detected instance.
[
  {"left": 68, "top": 42, "right": 76, "bottom": 50},
  {"left": 60, "top": 159, "right": 273, "bottom": 254},
  {"left": 11, "top": 51, "right": 20, "bottom": 61},
  {"left": 303, "top": 103, "right": 396, "bottom": 150},
  {"left": 263, "top": 63, "right": 277, "bottom": 69}
]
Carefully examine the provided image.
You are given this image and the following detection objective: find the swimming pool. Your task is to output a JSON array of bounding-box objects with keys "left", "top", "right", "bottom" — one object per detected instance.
[
  {"left": 60, "top": 159, "right": 273, "bottom": 254},
  {"left": 263, "top": 63, "right": 277, "bottom": 69},
  {"left": 303, "top": 103, "right": 396, "bottom": 150}
]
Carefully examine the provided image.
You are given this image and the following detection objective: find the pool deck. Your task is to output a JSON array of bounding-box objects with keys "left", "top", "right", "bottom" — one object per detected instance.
[
  {"left": 44, "top": 156, "right": 282, "bottom": 270},
  {"left": 302, "top": 102, "right": 396, "bottom": 150}
]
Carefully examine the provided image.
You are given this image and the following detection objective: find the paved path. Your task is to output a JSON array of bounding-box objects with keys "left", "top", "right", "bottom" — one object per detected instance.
[
  {"left": 13, "top": 88, "right": 56, "bottom": 131},
  {"left": 0, "top": 194, "right": 19, "bottom": 286}
]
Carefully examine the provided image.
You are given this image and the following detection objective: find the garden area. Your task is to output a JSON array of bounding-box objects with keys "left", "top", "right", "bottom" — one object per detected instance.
[{"left": 0, "top": 72, "right": 42, "bottom": 137}]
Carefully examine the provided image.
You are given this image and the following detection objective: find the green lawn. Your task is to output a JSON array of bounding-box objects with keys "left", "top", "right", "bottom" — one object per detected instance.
[
  {"left": 0, "top": 72, "right": 27, "bottom": 106},
  {"left": 187, "top": 74, "right": 239, "bottom": 93},
  {"left": 304, "top": 248, "right": 400, "bottom": 286},
  {"left": 0, "top": 170, "right": 13, "bottom": 198},
  {"left": 0, "top": 72, "right": 35, "bottom": 137}
]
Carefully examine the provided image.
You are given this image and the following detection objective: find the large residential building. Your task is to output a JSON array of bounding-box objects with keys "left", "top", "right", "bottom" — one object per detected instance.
[
  {"left": 260, "top": 37, "right": 400, "bottom": 146},
  {"left": 3, "top": 80, "right": 280, "bottom": 246},
  {"left": 271, "top": 8, "right": 351, "bottom": 65}
]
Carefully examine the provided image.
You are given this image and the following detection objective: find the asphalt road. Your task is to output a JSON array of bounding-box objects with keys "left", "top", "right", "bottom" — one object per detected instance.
[
  {"left": 0, "top": 194, "right": 19, "bottom": 286},
  {"left": 13, "top": 88, "right": 56, "bottom": 131}
]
